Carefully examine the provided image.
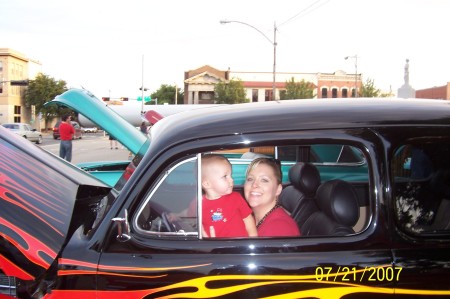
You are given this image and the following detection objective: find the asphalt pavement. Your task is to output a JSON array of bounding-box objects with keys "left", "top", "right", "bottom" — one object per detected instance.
[{"left": 38, "top": 131, "right": 132, "bottom": 164}]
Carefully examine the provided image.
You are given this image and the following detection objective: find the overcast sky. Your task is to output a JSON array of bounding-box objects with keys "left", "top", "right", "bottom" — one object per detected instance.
[{"left": 2, "top": 0, "right": 449, "bottom": 99}]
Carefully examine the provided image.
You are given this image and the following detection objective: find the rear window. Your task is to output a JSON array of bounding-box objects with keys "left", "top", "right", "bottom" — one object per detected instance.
[{"left": 392, "top": 141, "right": 450, "bottom": 236}]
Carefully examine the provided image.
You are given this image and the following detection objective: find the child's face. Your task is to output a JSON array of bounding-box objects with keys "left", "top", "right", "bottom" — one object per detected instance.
[{"left": 203, "top": 160, "right": 234, "bottom": 199}]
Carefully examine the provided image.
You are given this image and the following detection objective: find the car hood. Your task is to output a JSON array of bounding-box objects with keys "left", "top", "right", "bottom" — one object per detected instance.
[
  {"left": 45, "top": 89, "right": 147, "bottom": 155},
  {"left": 0, "top": 126, "right": 110, "bottom": 280}
]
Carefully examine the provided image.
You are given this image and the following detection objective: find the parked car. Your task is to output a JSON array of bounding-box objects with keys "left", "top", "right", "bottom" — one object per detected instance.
[
  {"left": 81, "top": 126, "right": 98, "bottom": 133},
  {"left": 1, "top": 122, "right": 43, "bottom": 144},
  {"left": 1, "top": 88, "right": 450, "bottom": 298},
  {"left": 52, "top": 120, "right": 82, "bottom": 139}
]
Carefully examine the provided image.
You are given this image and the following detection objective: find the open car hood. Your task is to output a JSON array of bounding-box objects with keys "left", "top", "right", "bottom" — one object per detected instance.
[
  {"left": 0, "top": 126, "right": 110, "bottom": 280},
  {"left": 45, "top": 89, "right": 147, "bottom": 155}
]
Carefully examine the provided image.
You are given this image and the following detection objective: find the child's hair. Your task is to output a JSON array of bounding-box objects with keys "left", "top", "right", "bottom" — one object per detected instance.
[
  {"left": 246, "top": 157, "right": 282, "bottom": 184},
  {"left": 201, "top": 154, "right": 231, "bottom": 172}
]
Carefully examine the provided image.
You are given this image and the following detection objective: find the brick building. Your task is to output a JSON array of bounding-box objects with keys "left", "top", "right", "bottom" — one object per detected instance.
[
  {"left": 183, "top": 65, "right": 361, "bottom": 104},
  {"left": 415, "top": 83, "right": 450, "bottom": 100}
]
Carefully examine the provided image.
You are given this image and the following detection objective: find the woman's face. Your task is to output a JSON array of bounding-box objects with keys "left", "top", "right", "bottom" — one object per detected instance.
[{"left": 244, "top": 163, "right": 282, "bottom": 210}]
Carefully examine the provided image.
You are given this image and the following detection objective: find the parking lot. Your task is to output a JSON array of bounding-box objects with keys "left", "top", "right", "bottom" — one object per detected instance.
[{"left": 38, "top": 131, "right": 131, "bottom": 164}]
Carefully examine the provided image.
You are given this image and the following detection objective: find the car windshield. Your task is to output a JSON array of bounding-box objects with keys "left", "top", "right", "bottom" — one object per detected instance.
[
  {"left": 88, "top": 137, "right": 151, "bottom": 234},
  {"left": 3, "top": 124, "right": 19, "bottom": 130}
]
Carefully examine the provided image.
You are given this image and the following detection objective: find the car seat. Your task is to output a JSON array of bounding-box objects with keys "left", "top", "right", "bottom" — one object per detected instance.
[
  {"left": 302, "top": 179, "right": 360, "bottom": 236},
  {"left": 279, "top": 162, "right": 321, "bottom": 231}
]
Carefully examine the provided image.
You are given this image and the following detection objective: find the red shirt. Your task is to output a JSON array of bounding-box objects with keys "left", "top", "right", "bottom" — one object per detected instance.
[
  {"left": 59, "top": 121, "right": 75, "bottom": 140},
  {"left": 257, "top": 207, "right": 301, "bottom": 237},
  {"left": 202, "top": 192, "right": 252, "bottom": 238}
]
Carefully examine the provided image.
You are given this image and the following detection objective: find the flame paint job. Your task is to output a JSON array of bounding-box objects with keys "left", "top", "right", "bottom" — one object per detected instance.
[
  {"left": 40, "top": 272, "right": 450, "bottom": 299},
  {"left": 0, "top": 131, "right": 109, "bottom": 281}
]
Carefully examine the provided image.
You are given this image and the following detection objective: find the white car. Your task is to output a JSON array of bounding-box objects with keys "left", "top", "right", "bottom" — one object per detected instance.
[
  {"left": 81, "top": 126, "right": 98, "bottom": 133},
  {"left": 2, "top": 123, "right": 43, "bottom": 144}
]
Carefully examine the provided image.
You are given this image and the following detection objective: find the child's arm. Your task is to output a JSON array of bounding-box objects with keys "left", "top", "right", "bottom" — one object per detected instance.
[
  {"left": 243, "top": 214, "right": 258, "bottom": 237},
  {"left": 202, "top": 225, "right": 216, "bottom": 238}
]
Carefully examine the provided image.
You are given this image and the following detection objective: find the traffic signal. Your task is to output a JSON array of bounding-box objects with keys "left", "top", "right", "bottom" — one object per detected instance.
[
  {"left": 10, "top": 80, "right": 29, "bottom": 86},
  {"left": 102, "top": 97, "right": 110, "bottom": 101},
  {"left": 121, "top": 97, "right": 129, "bottom": 101}
]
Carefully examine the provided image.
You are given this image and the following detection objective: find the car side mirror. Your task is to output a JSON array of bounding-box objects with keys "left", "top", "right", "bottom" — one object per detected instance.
[{"left": 112, "top": 209, "right": 131, "bottom": 242}]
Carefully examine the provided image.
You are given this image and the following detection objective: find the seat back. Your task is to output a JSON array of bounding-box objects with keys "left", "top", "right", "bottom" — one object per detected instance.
[
  {"left": 303, "top": 179, "right": 359, "bottom": 236},
  {"left": 279, "top": 162, "right": 321, "bottom": 230}
]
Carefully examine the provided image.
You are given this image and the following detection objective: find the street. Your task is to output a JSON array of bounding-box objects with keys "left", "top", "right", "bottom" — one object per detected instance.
[{"left": 38, "top": 131, "right": 132, "bottom": 164}]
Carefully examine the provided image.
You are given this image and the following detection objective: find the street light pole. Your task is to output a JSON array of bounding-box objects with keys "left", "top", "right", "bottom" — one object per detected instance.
[
  {"left": 345, "top": 55, "right": 358, "bottom": 98},
  {"left": 141, "top": 54, "right": 145, "bottom": 113},
  {"left": 220, "top": 20, "right": 278, "bottom": 101},
  {"left": 272, "top": 22, "right": 277, "bottom": 101}
]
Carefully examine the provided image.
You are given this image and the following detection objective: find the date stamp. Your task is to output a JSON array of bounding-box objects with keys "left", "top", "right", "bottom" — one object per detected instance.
[{"left": 315, "top": 265, "right": 402, "bottom": 282}]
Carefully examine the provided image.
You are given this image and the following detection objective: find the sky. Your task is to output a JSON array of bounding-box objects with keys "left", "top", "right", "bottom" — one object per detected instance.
[{"left": 1, "top": 0, "right": 449, "bottom": 99}]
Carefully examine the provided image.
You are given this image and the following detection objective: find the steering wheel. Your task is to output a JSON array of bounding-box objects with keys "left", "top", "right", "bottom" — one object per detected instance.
[{"left": 161, "top": 212, "right": 177, "bottom": 232}]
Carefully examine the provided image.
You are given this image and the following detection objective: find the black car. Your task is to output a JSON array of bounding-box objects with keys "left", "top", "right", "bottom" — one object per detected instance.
[{"left": 1, "top": 89, "right": 449, "bottom": 298}]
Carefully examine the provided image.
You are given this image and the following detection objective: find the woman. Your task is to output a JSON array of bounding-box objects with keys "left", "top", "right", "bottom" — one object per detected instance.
[{"left": 244, "top": 158, "right": 301, "bottom": 237}]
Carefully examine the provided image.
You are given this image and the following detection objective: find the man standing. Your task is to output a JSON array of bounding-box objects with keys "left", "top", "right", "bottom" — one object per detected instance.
[{"left": 59, "top": 115, "right": 75, "bottom": 162}]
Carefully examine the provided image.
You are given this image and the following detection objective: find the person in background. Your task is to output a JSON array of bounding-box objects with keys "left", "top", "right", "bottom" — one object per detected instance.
[
  {"left": 140, "top": 122, "right": 148, "bottom": 135},
  {"left": 59, "top": 114, "right": 75, "bottom": 162},
  {"left": 201, "top": 154, "right": 257, "bottom": 238},
  {"left": 109, "top": 135, "right": 118, "bottom": 149},
  {"left": 244, "top": 157, "right": 300, "bottom": 237}
]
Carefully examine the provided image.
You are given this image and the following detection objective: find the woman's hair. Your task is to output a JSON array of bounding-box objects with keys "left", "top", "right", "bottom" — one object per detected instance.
[
  {"left": 246, "top": 157, "right": 282, "bottom": 184},
  {"left": 61, "top": 114, "right": 71, "bottom": 122}
]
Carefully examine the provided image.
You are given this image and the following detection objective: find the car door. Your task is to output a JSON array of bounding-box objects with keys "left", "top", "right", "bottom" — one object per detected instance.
[
  {"left": 23, "top": 124, "right": 36, "bottom": 141},
  {"left": 94, "top": 129, "right": 395, "bottom": 298},
  {"left": 386, "top": 127, "right": 450, "bottom": 297}
]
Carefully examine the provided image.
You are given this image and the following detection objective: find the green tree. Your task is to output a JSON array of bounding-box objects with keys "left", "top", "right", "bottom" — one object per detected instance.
[
  {"left": 281, "top": 77, "right": 315, "bottom": 100},
  {"left": 149, "top": 84, "right": 184, "bottom": 105},
  {"left": 25, "top": 73, "right": 68, "bottom": 129},
  {"left": 359, "top": 78, "right": 381, "bottom": 97},
  {"left": 214, "top": 79, "right": 248, "bottom": 104}
]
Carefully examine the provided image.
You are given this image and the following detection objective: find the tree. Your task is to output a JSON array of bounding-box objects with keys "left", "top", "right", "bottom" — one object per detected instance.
[
  {"left": 280, "top": 77, "right": 315, "bottom": 100},
  {"left": 359, "top": 78, "right": 381, "bottom": 97},
  {"left": 214, "top": 79, "right": 248, "bottom": 104},
  {"left": 25, "top": 73, "right": 68, "bottom": 129},
  {"left": 149, "top": 84, "right": 184, "bottom": 105}
]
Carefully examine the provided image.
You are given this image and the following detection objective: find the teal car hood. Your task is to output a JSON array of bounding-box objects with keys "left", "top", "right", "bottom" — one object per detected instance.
[{"left": 46, "top": 89, "right": 147, "bottom": 154}]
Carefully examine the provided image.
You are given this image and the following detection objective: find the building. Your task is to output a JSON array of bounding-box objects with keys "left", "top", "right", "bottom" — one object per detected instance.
[
  {"left": 317, "top": 70, "right": 361, "bottom": 99},
  {"left": 183, "top": 65, "right": 229, "bottom": 104},
  {"left": 415, "top": 83, "right": 450, "bottom": 100},
  {"left": 183, "top": 65, "right": 361, "bottom": 104},
  {"left": 0, "top": 48, "right": 42, "bottom": 125}
]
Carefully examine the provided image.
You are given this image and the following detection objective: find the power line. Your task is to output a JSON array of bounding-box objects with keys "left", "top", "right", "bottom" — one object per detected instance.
[{"left": 278, "top": 0, "right": 331, "bottom": 28}]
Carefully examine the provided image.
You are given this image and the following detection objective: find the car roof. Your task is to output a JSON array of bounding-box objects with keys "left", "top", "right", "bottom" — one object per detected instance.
[{"left": 149, "top": 98, "right": 450, "bottom": 150}]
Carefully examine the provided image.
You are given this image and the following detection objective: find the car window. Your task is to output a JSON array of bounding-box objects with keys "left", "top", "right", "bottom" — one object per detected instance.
[
  {"left": 134, "top": 142, "right": 371, "bottom": 239},
  {"left": 134, "top": 156, "right": 198, "bottom": 237},
  {"left": 392, "top": 141, "right": 450, "bottom": 235}
]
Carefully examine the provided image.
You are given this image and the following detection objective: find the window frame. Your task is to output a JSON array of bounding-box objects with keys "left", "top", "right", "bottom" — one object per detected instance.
[{"left": 131, "top": 132, "right": 374, "bottom": 240}]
